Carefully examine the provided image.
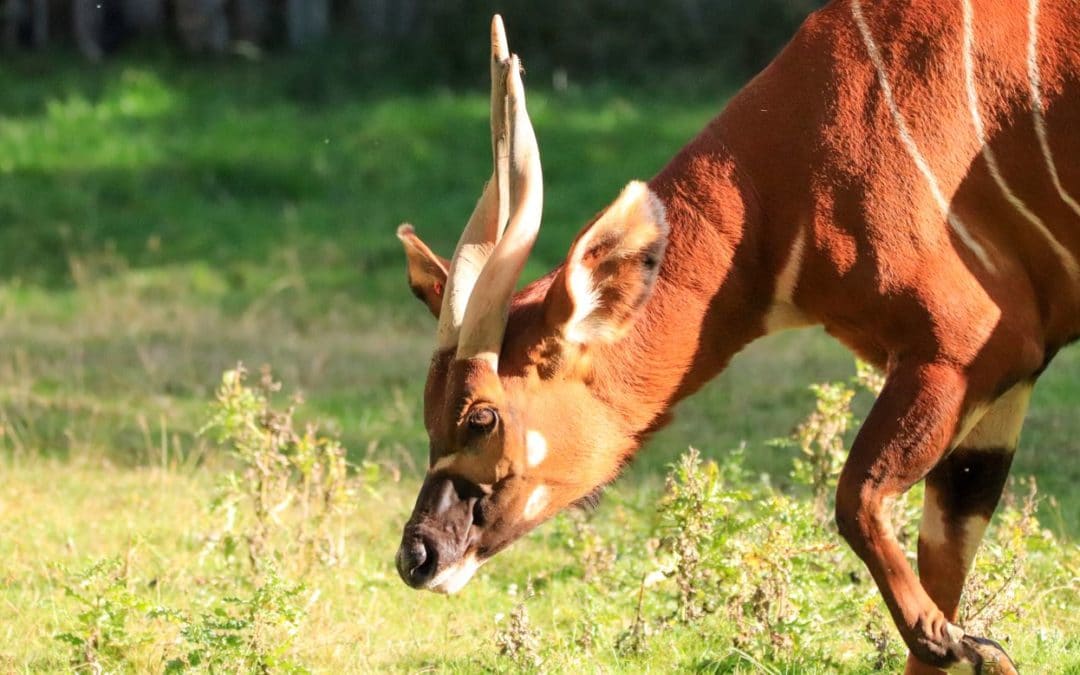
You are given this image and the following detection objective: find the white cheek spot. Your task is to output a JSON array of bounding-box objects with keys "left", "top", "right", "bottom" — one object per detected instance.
[
  {"left": 523, "top": 485, "right": 550, "bottom": 520},
  {"left": 525, "top": 430, "right": 548, "bottom": 467},
  {"left": 428, "top": 554, "right": 483, "bottom": 595}
]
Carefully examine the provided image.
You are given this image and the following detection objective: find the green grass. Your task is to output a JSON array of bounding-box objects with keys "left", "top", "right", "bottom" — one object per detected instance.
[{"left": 0, "top": 49, "right": 1077, "bottom": 672}]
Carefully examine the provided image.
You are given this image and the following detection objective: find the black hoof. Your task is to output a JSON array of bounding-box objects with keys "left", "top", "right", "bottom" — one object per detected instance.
[{"left": 959, "top": 634, "right": 1018, "bottom": 675}]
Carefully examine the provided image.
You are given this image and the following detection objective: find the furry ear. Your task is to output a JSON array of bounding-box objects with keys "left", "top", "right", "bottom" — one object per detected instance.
[
  {"left": 546, "top": 181, "right": 668, "bottom": 344},
  {"left": 397, "top": 224, "right": 449, "bottom": 318}
]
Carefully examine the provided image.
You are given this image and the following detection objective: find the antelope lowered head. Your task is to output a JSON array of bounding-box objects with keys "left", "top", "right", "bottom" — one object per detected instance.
[{"left": 394, "top": 16, "right": 668, "bottom": 593}]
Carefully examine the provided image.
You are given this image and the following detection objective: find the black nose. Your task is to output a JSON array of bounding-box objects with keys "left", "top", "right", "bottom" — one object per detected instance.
[{"left": 396, "top": 535, "right": 438, "bottom": 588}]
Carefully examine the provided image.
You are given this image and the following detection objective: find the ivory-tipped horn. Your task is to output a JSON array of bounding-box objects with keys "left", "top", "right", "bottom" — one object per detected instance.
[
  {"left": 456, "top": 55, "right": 543, "bottom": 368},
  {"left": 434, "top": 16, "right": 514, "bottom": 349},
  {"left": 491, "top": 15, "right": 511, "bottom": 242}
]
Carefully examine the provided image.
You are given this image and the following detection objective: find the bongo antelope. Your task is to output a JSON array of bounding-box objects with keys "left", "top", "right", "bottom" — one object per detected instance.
[{"left": 395, "top": 5, "right": 1079, "bottom": 672}]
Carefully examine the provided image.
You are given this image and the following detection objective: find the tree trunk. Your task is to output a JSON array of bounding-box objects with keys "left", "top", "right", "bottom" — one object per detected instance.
[
  {"left": 285, "top": 0, "right": 327, "bottom": 49},
  {"left": 71, "top": 0, "right": 103, "bottom": 61},
  {"left": 29, "top": 0, "right": 45, "bottom": 47},
  {"left": 231, "top": 0, "right": 269, "bottom": 44},
  {"left": 3, "top": 0, "right": 48, "bottom": 50},
  {"left": 2, "top": 0, "right": 21, "bottom": 50},
  {"left": 174, "top": 0, "right": 228, "bottom": 53},
  {"left": 121, "top": 0, "right": 163, "bottom": 32}
]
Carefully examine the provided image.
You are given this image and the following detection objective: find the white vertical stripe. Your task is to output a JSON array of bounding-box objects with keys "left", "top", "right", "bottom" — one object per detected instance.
[
  {"left": 850, "top": 0, "right": 994, "bottom": 271},
  {"left": 764, "top": 227, "right": 812, "bottom": 332},
  {"left": 1028, "top": 0, "right": 1080, "bottom": 220},
  {"left": 963, "top": 0, "right": 1079, "bottom": 278}
]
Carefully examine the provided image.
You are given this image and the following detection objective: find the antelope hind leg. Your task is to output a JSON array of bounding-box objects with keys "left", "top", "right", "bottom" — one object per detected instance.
[
  {"left": 834, "top": 363, "right": 1021, "bottom": 673},
  {"left": 904, "top": 385, "right": 1031, "bottom": 674}
]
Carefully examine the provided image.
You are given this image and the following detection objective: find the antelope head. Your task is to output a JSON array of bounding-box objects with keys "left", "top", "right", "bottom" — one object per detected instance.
[{"left": 395, "top": 16, "right": 668, "bottom": 593}]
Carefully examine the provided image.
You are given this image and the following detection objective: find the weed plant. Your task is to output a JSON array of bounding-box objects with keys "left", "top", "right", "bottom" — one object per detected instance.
[{"left": 37, "top": 363, "right": 1078, "bottom": 672}]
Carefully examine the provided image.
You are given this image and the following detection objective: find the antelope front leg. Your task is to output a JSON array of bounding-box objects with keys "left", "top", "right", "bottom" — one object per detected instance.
[{"left": 835, "top": 362, "right": 1017, "bottom": 674}]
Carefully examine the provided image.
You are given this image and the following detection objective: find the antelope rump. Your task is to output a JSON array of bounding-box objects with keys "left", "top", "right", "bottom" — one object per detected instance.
[{"left": 394, "top": 3, "right": 1078, "bottom": 673}]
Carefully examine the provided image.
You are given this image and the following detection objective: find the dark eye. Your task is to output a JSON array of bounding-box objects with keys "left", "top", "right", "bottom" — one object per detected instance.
[{"left": 467, "top": 407, "right": 498, "bottom": 434}]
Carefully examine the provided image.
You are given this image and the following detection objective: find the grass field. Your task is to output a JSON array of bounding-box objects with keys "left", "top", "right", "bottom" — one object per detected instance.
[{"left": 0, "top": 50, "right": 1077, "bottom": 672}]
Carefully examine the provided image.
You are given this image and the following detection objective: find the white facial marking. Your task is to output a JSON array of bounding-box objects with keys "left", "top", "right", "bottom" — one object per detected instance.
[
  {"left": 525, "top": 429, "right": 548, "bottom": 467},
  {"left": 764, "top": 227, "right": 812, "bottom": 332},
  {"left": 850, "top": 0, "right": 993, "bottom": 271},
  {"left": 523, "top": 485, "right": 550, "bottom": 520},
  {"left": 428, "top": 554, "right": 483, "bottom": 595},
  {"left": 1028, "top": 0, "right": 1080, "bottom": 222},
  {"left": 962, "top": 0, "right": 1079, "bottom": 279}
]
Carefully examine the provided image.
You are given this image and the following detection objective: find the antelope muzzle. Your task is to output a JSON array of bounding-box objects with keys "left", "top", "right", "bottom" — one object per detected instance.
[{"left": 395, "top": 474, "right": 486, "bottom": 593}]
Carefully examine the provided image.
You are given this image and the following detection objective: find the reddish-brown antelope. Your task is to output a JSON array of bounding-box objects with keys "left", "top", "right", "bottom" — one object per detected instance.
[{"left": 395, "top": 3, "right": 1078, "bottom": 672}]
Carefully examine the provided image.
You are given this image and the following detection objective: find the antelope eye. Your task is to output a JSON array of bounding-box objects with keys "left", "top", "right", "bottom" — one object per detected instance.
[{"left": 467, "top": 407, "right": 498, "bottom": 434}]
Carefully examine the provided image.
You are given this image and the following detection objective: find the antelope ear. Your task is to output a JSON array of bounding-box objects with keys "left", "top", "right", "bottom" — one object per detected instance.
[
  {"left": 397, "top": 224, "right": 450, "bottom": 318},
  {"left": 546, "top": 181, "right": 668, "bottom": 344}
]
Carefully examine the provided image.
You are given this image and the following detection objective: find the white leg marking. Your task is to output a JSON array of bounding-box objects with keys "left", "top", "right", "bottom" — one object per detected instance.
[
  {"left": 957, "top": 384, "right": 1031, "bottom": 450},
  {"left": 523, "top": 485, "right": 550, "bottom": 520},
  {"left": 951, "top": 402, "right": 990, "bottom": 451},
  {"left": 525, "top": 429, "right": 548, "bottom": 467},
  {"left": 764, "top": 227, "right": 813, "bottom": 332},
  {"left": 958, "top": 514, "right": 990, "bottom": 571},
  {"left": 1028, "top": 0, "right": 1080, "bottom": 221},
  {"left": 851, "top": 0, "right": 994, "bottom": 271},
  {"left": 428, "top": 553, "right": 484, "bottom": 594},
  {"left": 920, "top": 485, "right": 950, "bottom": 548},
  {"left": 923, "top": 485, "right": 992, "bottom": 570},
  {"left": 962, "top": 0, "right": 1080, "bottom": 278}
]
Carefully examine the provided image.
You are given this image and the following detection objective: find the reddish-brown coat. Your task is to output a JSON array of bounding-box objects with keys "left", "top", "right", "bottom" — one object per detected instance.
[{"left": 400, "top": 2, "right": 1077, "bottom": 671}]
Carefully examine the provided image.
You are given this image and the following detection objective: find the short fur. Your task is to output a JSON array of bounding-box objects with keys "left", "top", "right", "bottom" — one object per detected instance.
[{"left": 399, "top": 3, "right": 1077, "bottom": 672}]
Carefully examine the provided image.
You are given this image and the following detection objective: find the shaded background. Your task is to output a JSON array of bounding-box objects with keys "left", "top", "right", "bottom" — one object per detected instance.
[{"left": 6, "top": 0, "right": 825, "bottom": 79}]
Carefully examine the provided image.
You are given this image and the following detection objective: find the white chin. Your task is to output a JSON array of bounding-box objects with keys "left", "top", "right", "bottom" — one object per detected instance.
[{"left": 427, "top": 554, "right": 483, "bottom": 594}]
